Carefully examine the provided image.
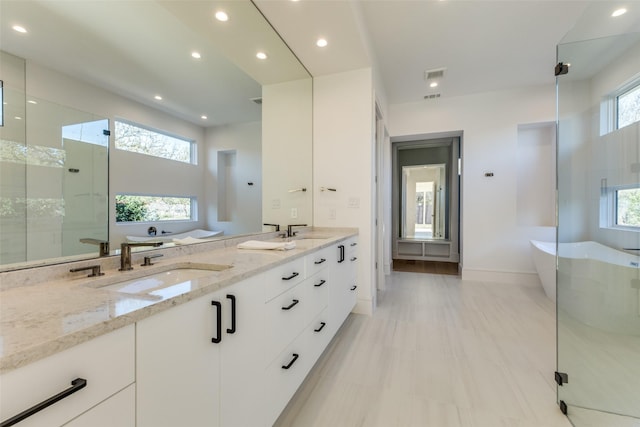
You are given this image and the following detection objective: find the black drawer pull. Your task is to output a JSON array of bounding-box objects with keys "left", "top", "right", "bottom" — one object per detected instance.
[
  {"left": 226, "top": 294, "right": 236, "bottom": 334},
  {"left": 338, "top": 245, "right": 345, "bottom": 263},
  {"left": 314, "top": 279, "right": 326, "bottom": 287},
  {"left": 350, "top": 242, "right": 357, "bottom": 247},
  {"left": 0, "top": 378, "right": 87, "bottom": 427},
  {"left": 211, "top": 300, "right": 222, "bottom": 343},
  {"left": 350, "top": 257, "right": 357, "bottom": 262},
  {"left": 314, "top": 258, "right": 326, "bottom": 265},
  {"left": 281, "top": 353, "right": 299, "bottom": 370},
  {"left": 314, "top": 322, "right": 327, "bottom": 332},
  {"left": 282, "top": 272, "right": 299, "bottom": 281},
  {"left": 282, "top": 299, "right": 299, "bottom": 310},
  {"left": 350, "top": 285, "right": 357, "bottom": 291}
]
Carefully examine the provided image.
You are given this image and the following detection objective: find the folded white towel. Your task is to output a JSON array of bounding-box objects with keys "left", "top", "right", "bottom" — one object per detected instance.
[
  {"left": 237, "top": 240, "right": 297, "bottom": 251},
  {"left": 173, "top": 236, "right": 206, "bottom": 245}
]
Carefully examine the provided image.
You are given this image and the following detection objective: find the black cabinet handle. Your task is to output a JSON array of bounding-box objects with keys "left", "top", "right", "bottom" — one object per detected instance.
[
  {"left": 226, "top": 294, "right": 236, "bottom": 334},
  {"left": 350, "top": 257, "right": 357, "bottom": 262},
  {"left": 314, "top": 322, "right": 327, "bottom": 332},
  {"left": 211, "top": 300, "right": 222, "bottom": 343},
  {"left": 281, "top": 299, "right": 299, "bottom": 310},
  {"left": 314, "top": 258, "right": 326, "bottom": 265},
  {"left": 281, "top": 353, "right": 299, "bottom": 370},
  {"left": 282, "top": 272, "right": 299, "bottom": 281},
  {"left": 350, "top": 242, "right": 357, "bottom": 247},
  {"left": 350, "top": 285, "right": 357, "bottom": 291},
  {"left": 0, "top": 378, "right": 87, "bottom": 427},
  {"left": 314, "top": 279, "right": 326, "bottom": 287},
  {"left": 338, "top": 245, "right": 345, "bottom": 263}
]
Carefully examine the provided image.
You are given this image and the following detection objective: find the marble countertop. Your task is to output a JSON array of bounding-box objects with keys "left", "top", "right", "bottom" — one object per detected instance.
[{"left": 0, "top": 228, "right": 357, "bottom": 374}]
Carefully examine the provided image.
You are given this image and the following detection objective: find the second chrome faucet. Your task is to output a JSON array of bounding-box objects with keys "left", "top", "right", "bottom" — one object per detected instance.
[{"left": 119, "top": 242, "right": 163, "bottom": 271}]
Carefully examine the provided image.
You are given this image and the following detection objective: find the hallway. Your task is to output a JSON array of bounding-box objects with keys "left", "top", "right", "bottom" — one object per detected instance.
[{"left": 275, "top": 271, "right": 571, "bottom": 427}]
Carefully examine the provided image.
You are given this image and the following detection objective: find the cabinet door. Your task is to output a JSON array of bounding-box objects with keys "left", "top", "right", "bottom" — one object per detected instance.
[
  {"left": 328, "top": 239, "right": 358, "bottom": 335},
  {"left": 63, "top": 384, "right": 135, "bottom": 427},
  {"left": 219, "top": 276, "right": 267, "bottom": 427},
  {"left": 136, "top": 292, "right": 222, "bottom": 427},
  {"left": 0, "top": 326, "right": 134, "bottom": 427}
]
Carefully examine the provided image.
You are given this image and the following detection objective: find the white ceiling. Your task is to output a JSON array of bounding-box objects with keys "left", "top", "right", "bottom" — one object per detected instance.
[{"left": 256, "top": 0, "right": 640, "bottom": 105}]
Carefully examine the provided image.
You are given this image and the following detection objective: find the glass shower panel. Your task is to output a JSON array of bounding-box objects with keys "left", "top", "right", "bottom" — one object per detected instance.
[
  {"left": 24, "top": 98, "right": 108, "bottom": 262},
  {"left": 557, "top": 32, "right": 640, "bottom": 425},
  {"left": 0, "top": 53, "right": 27, "bottom": 266}
]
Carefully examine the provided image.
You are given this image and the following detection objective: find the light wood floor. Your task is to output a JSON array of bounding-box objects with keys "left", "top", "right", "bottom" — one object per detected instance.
[{"left": 275, "top": 271, "right": 572, "bottom": 427}]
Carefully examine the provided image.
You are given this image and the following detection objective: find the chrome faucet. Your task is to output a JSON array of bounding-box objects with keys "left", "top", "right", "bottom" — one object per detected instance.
[
  {"left": 287, "top": 224, "right": 307, "bottom": 238},
  {"left": 119, "top": 242, "right": 163, "bottom": 271}
]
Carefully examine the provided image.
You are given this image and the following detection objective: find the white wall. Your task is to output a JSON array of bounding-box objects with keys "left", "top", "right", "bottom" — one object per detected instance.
[
  {"left": 205, "top": 121, "right": 262, "bottom": 235},
  {"left": 390, "top": 84, "right": 558, "bottom": 282},
  {"left": 314, "top": 68, "right": 376, "bottom": 313}
]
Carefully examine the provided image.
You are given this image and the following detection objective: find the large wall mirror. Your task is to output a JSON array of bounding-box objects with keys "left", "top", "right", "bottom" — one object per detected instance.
[{"left": 0, "top": 0, "right": 313, "bottom": 270}]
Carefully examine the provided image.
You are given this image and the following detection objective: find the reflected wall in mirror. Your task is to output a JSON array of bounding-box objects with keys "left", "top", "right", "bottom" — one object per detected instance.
[{"left": 0, "top": 0, "right": 312, "bottom": 270}]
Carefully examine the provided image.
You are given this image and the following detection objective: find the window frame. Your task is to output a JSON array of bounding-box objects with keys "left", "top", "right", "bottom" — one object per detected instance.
[
  {"left": 114, "top": 118, "right": 197, "bottom": 165},
  {"left": 601, "top": 183, "right": 640, "bottom": 232}
]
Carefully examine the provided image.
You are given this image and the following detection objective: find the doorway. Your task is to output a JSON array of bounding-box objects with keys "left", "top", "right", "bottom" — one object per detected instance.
[{"left": 391, "top": 136, "right": 461, "bottom": 267}]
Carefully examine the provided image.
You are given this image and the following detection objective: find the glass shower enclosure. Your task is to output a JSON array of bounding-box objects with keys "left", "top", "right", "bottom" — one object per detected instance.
[{"left": 556, "top": 7, "right": 640, "bottom": 426}]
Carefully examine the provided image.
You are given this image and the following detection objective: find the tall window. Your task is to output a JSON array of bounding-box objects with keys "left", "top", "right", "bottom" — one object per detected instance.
[
  {"left": 616, "top": 82, "right": 640, "bottom": 129},
  {"left": 114, "top": 120, "right": 195, "bottom": 164}
]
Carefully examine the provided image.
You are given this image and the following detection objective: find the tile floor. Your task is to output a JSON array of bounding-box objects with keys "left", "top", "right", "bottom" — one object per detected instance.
[{"left": 275, "top": 271, "right": 573, "bottom": 427}]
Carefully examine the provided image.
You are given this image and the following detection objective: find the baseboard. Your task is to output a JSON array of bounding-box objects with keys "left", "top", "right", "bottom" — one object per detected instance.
[
  {"left": 352, "top": 298, "right": 373, "bottom": 316},
  {"left": 461, "top": 268, "right": 541, "bottom": 287}
]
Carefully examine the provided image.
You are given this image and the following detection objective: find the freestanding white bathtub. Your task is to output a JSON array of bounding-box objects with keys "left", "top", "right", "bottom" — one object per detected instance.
[{"left": 530, "top": 240, "right": 640, "bottom": 335}]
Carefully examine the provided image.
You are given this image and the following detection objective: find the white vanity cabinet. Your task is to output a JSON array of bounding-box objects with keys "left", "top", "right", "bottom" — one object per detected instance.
[
  {"left": 329, "top": 237, "right": 359, "bottom": 336},
  {"left": 136, "top": 275, "right": 265, "bottom": 427},
  {"left": 0, "top": 325, "right": 135, "bottom": 427}
]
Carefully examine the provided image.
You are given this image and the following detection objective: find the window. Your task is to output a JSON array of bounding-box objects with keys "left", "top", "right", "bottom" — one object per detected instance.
[
  {"left": 114, "top": 120, "right": 195, "bottom": 164},
  {"left": 616, "top": 81, "right": 640, "bottom": 130},
  {"left": 116, "top": 194, "right": 195, "bottom": 223},
  {"left": 616, "top": 187, "right": 640, "bottom": 228}
]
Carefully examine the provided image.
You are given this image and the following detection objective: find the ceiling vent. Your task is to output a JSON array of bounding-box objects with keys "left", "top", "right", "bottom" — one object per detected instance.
[
  {"left": 250, "top": 97, "right": 262, "bottom": 105},
  {"left": 424, "top": 94, "right": 441, "bottom": 100},
  {"left": 424, "top": 68, "right": 446, "bottom": 81}
]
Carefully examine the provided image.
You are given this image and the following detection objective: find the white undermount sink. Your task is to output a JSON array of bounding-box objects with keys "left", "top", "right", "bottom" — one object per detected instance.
[{"left": 87, "top": 263, "right": 232, "bottom": 299}]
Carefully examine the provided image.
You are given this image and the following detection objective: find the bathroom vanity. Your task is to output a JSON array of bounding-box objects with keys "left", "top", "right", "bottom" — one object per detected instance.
[{"left": 0, "top": 229, "right": 358, "bottom": 427}]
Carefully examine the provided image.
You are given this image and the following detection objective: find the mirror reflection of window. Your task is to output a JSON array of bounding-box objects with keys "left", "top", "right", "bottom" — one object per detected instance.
[{"left": 402, "top": 164, "right": 446, "bottom": 240}]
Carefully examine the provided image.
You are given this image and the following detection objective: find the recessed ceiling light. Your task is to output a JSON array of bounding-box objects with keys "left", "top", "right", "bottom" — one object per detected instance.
[
  {"left": 215, "top": 11, "right": 228, "bottom": 22},
  {"left": 154, "top": 95, "right": 163, "bottom": 100},
  {"left": 256, "top": 52, "right": 267, "bottom": 60},
  {"left": 612, "top": 8, "right": 627, "bottom": 17},
  {"left": 12, "top": 25, "right": 27, "bottom": 33},
  {"left": 316, "top": 38, "right": 328, "bottom": 48},
  {"left": 430, "top": 82, "right": 438, "bottom": 88},
  {"left": 14, "top": 116, "right": 23, "bottom": 120},
  {"left": 27, "top": 100, "right": 37, "bottom": 104},
  {"left": 191, "top": 51, "right": 201, "bottom": 59},
  {"left": 201, "top": 115, "right": 208, "bottom": 120}
]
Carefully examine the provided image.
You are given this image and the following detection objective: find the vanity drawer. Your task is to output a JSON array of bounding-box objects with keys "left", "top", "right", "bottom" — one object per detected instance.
[
  {"left": 262, "top": 323, "right": 313, "bottom": 426},
  {"left": 306, "top": 270, "right": 329, "bottom": 321},
  {"left": 264, "top": 279, "right": 313, "bottom": 365},
  {"left": 305, "top": 246, "right": 332, "bottom": 278},
  {"left": 0, "top": 325, "right": 135, "bottom": 427},
  {"left": 264, "top": 257, "right": 306, "bottom": 302}
]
